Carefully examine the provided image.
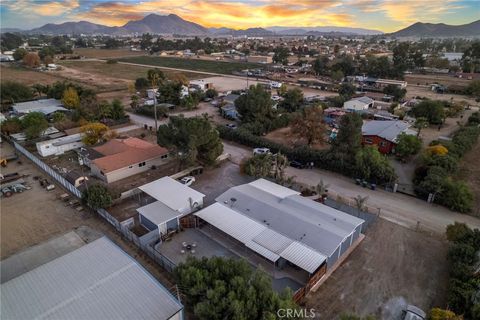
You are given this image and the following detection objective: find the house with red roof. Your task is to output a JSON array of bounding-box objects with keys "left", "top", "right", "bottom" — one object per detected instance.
[{"left": 80, "top": 137, "right": 170, "bottom": 183}]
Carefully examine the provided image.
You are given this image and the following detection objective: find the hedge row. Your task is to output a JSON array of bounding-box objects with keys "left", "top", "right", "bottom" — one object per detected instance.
[{"left": 218, "top": 126, "right": 359, "bottom": 177}]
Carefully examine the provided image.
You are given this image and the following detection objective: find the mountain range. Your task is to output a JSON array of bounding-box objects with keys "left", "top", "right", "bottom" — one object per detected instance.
[
  {"left": 388, "top": 20, "right": 480, "bottom": 37},
  {"left": 5, "top": 14, "right": 480, "bottom": 38}
]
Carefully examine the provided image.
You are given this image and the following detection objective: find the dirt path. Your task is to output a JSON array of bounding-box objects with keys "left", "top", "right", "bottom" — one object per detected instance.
[{"left": 305, "top": 219, "right": 448, "bottom": 319}]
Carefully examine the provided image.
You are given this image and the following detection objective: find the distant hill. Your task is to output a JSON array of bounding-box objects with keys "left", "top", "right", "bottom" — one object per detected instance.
[
  {"left": 210, "top": 27, "right": 274, "bottom": 37},
  {"left": 29, "top": 21, "right": 115, "bottom": 35},
  {"left": 122, "top": 14, "right": 207, "bottom": 35},
  {"left": 389, "top": 20, "right": 480, "bottom": 37},
  {"left": 27, "top": 14, "right": 208, "bottom": 35},
  {"left": 267, "top": 26, "right": 383, "bottom": 35}
]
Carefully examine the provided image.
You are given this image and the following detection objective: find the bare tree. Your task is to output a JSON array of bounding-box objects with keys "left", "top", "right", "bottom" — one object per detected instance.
[{"left": 354, "top": 195, "right": 369, "bottom": 213}]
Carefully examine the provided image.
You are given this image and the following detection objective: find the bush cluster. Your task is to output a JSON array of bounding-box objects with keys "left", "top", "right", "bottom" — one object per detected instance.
[
  {"left": 445, "top": 223, "right": 480, "bottom": 318},
  {"left": 414, "top": 113, "right": 480, "bottom": 213}
]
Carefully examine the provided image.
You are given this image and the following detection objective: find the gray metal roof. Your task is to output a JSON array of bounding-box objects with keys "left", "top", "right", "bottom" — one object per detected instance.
[
  {"left": 354, "top": 96, "right": 374, "bottom": 104},
  {"left": 195, "top": 202, "right": 327, "bottom": 273},
  {"left": 0, "top": 237, "right": 183, "bottom": 320},
  {"left": 12, "top": 99, "right": 63, "bottom": 114},
  {"left": 139, "top": 177, "right": 205, "bottom": 212},
  {"left": 215, "top": 179, "right": 364, "bottom": 258},
  {"left": 362, "top": 120, "right": 412, "bottom": 143},
  {"left": 137, "top": 201, "right": 183, "bottom": 225}
]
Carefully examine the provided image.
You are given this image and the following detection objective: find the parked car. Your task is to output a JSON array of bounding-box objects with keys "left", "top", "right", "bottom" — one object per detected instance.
[
  {"left": 269, "top": 81, "right": 282, "bottom": 89},
  {"left": 289, "top": 160, "right": 306, "bottom": 169},
  {"left": 225, "top": 123, "right": 237, "bottom": 129},
  {"left": 180, "top": 176, "right": 196, "bottom": 186},
  {"left": 253, "top": 148, "right": 271, "bottom": 155}
]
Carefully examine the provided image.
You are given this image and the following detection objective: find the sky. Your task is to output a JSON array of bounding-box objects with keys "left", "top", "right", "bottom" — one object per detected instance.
[{"left": 0, "top": 0, "right": 479, "bottom": 32}]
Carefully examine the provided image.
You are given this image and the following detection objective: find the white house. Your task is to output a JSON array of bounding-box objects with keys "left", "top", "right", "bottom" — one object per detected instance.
[
  {"left": 189, "top": 79, "right": 214, "bottom": 91},
  {"left": 137, "top": 177, "right": 205, "bottom": 237},
  {"left": 343, "top": 96, "right": 374, "bottom": 111},
  {"left": 36, "top": 133, "right": 83, "bottom": 157}
]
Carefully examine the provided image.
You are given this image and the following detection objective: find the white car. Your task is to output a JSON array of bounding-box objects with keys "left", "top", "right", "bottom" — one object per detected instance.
[
  {"left": 269, "top": 81, "right": 282, "bottom": 89},
  {"left": 253, "top": 148, "right": 271, "bottom": 155},
  {"left": 180, "top": 176, "right": 196, "bottom": 186}
]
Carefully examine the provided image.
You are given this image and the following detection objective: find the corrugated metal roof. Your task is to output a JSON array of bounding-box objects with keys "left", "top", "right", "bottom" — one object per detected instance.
[
  {"left": 280, "top": 242, "right": 326, "bottom": 274},
  {"left": 137, "top": 201, "right": 182, "bottom": 225},
  {"left": 248, "top": 179, "right": 300, "bottom": 199},
  {"left": 0, "top": 237, "right": 183, "bottom": 320},
  {"left": 362, "top": 120, "right": 412, "bottom": 143},
  {"left": 139, "top": 177, "right": 205, "bottom": 212},
  {"left": 195, "top": 203, "right": 266, "bottom": 243},
  {"left": 216, "top": 183, "right": 364, "bottom": 257},
  {"left": 252, "top": 228, "right": 293, "bottom": 254},
  {"left": 245, "top": 241, "right": 280, "bottom": 262}
]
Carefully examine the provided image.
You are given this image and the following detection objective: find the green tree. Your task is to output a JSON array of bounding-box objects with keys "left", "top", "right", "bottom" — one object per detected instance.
[
  {"left": 243, "top": 153, "right": 274, "bottom": 178},
  {"left": 338, "top": 83, "right": 356, "bottom": 99},
  {"left": 21, "top": 112, "right": 48, "bottom": 139},
  {"left": 466, "top": 80, "right": 480, "bottom": 99},
  {"left": 175, "top": 257, "right": 299, "bottom": 320},
  {"left": 205, "top": 88, "right": 218, "bottom": 99},
  {"left": 355, "top": 146, "right": 397, "bottom": 183},
  {"left": 411, "top": 100, "right": 445, "bottom": 125},
  {"left": 383, "top": 84, "right": 406, "bottom": 101},
  {"left": 395, "top": 133, "right": 421, "bottom": 159},
  {"left": 147, "top": 68, "right": 165, "bottom": 85},
  {"left": 12, "top": 48, "right": 27, "bottom": 61},
  {"left": 0, "top": 81, "right": 33, "bottom": 104},
  {"left": 82, "top": 184, "right": 112, "bottom": 209},
  {"left": 461, "top": 41, "right": 480, "bottom": 73},
  {"left": 135, "top": 77, "right": 149, "bottom": 90},
  {"left": 273, "top": 47, "right": 289, "bottom": 65},
  {"left": 140, "top": 33, "right": 153, "bottom": 50},
  {"left": 110, "top": 99, "right": 126, "bottom": 120},
  {"left": 313, "top": 55, "right": 329, "bottom": 75},
  {"left": 158, "top": 81, "right": 183, "bottom": 105},
  {"left": 61, "top": 87, "right": 80, "bottom": 109},
  {"left": 440, "top": 180, "right": 474, "bottom": 213},
  {"left": 279, "top": 88, "right": 304, "bottom": 112},
  {"left": 331, "top": 70, "right": 344, "bottom": 82},
  {"left": 414, "top": 117, "right": 429, "bottom": 137},
  {"left": 446, "top": 222, "right": 473, "bottom": 243},
  {"left": 291, "top": 106, "right": 325, "bottom": 146},
  {"left": 235, "top": 84, "right": 274, "bottom": 123},
  {"left": 0, "top": 117, "right": 22, "bottom": 135},
  {"left": 332, "top": 113, "right": 363, "bottom": 153},
  {"left": 0, "top": 32, "right": 23, "bottom": 51},
  {"left": 157, "top": 115, "right": 223, "bottom": 165},
  {"left": 52, "top": 112, "right": 66, "bottom": 123}
]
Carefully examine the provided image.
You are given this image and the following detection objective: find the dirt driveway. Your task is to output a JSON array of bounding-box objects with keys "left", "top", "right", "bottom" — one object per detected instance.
[{"left": 305, "top": 219, "right": 448, "bottom": 319}]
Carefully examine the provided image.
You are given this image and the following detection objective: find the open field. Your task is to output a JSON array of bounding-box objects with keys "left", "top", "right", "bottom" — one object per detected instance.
[
  {"left": 59, "top": 60, "right": 205, "bottom": 82},
  {"left": 0, "top": 64, "right": 69, "bottom": 86},
  {"left": 73, "top": 48, "right": 146, "bottom": 59},
  {"left": 405, "top": 73, "right": 472, "bottom": 87},
  {"left": 0, "top": 142, "right": 175, "bottom": 286},
  {"left": 457, "top": 139, "right": 480, "bottom": 216},
  {"left": 118, "top": 56, "right": 262, "bottom": 75},
  {"left": 306, "top": 219, "right": 448, "bottom": 319},
  {"left": 406, "top": 84, "right": 479, "bottom": 106}
]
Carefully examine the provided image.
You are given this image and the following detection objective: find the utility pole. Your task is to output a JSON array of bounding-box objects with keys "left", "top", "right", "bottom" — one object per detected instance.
[{"left": 151, "top": 74, "right": 159, "bottom": 132}]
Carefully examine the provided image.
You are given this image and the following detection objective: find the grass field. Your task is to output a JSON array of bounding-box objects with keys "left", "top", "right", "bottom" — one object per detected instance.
[
  {"left": 59, "top": 60, "right": 204, "bottom": 81},
  {"left": 118, "top": 56, "right": 262, "bottom": 75},
  {"left": 73, "top": 48, "right": 146, "bottom": 59}
]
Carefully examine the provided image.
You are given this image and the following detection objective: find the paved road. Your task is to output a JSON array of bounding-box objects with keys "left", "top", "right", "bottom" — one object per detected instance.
[{"left": 222, "top": 141, "right": 480, "bottom": 235}]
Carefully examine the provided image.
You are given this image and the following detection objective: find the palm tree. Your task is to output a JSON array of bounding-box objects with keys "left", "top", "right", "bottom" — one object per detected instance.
[
  {"left": 354, "top": 195, "right": 369, "bottom": 213},
  {"left": 414, "top": 117, "right": 428, "bottom": 138}
]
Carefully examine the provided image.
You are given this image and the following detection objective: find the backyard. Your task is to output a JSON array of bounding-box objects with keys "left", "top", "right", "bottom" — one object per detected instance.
[{"left": 306, "top": 219, "right": 448, "bottom": 319}]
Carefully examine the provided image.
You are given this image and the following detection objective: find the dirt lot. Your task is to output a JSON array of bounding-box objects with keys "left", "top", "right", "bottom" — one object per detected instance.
[
  {"left": 405, "top": 73, "right": 472, "bottom": 87},
  {"left": 457, "top": 139, "right": 480, "bottom": 216},
  {"left": 0, "top": 142, "right": 174, "bottom": 287},
  {"left": 0, "top": 64, "right": 68, "bottom": 86},
  {"left": 305, "top": 219, "right": 448, "bottom": 319},
  {"left": 265, "top": 126, "right": 330, "bottom": 150},
  {"left": 406, "top": 85, "right": 479, "bottom": 106}
]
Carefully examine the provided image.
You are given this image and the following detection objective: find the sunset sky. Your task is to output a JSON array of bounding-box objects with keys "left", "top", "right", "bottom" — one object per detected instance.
[{"left": 1, "top": 0, "right": 479, "bottom": 32}]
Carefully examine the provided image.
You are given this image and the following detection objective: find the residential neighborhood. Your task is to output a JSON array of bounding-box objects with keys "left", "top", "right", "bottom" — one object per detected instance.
[{"left": 1, "top": 2, "right": 480, "bottom": 320}]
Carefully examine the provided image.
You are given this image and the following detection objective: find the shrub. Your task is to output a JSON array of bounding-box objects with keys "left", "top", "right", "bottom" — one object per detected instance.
[
  {"left": 426, "top": 144, "right": 449, "bottom": 156},
  {"left": 106, "top": 59, "right": 117, "bottom": 64},
  {"left": 82, "top": 184, "right": 112, "bottom": 209},
  {"left": 439, "top": 180, "right": 474, "bottom": 213}
]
